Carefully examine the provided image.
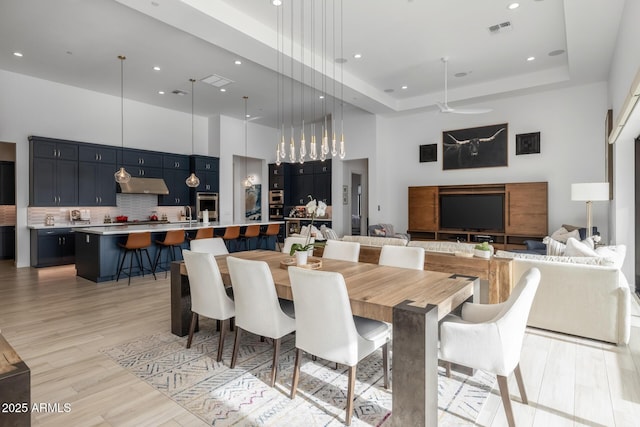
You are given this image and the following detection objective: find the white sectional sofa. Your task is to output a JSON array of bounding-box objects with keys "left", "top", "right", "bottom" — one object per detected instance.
[{"left": 496, "top": 245, "right": 630, "bottom": 345}]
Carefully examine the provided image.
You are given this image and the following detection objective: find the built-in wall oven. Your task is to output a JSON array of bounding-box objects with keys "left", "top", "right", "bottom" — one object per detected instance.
[
  {"left": 196, "top": 192, "right": 218, "bottom": 221},
  {"left": 268, "top": 190, "right": 285, "bottom": 220}
]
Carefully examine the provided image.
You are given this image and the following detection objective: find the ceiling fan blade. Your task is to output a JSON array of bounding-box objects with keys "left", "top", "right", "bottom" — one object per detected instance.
[{"left": 447, "top": 107, "right": 493, "bottom": 114}]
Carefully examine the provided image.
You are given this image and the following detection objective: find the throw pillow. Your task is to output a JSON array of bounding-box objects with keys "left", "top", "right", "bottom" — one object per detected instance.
[
  {"left": 543, "top": 236, "right": 566, "bottom": 256},
  {"left": 373, "top": 227, "right": 387, "bottom": 236},
  {"left": 564, "top": 237, "right": 598, "bottom": 257},
  {"left": 550, "top": 227, "right": 580, "bottom": 243},
  {"left": 321, "top": 226, "right": 339, "bottom": 240}
]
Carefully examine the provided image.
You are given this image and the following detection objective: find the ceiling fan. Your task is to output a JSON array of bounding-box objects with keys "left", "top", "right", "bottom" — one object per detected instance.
[{"left": 436, "top": 57, "right": 492, "bottom": 114}]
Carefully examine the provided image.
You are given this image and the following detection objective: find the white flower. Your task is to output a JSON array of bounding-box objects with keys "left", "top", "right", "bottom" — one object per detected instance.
[{"left": 306, "top": 198, "right": 317, "bottom": 215}]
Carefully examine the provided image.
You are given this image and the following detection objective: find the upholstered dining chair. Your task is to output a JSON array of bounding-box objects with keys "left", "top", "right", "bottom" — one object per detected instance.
[
  {"left": 439, "top": 267, "right": 541, "bottom": 427},
  {"left": 282, "top": 236, "right": 314, "bottom": 255},
  {"left": 226, "top": 256, "right": 296, "bottom": 387},
  {"left": 378, "top": 245, "right": 425, "bottom": 270},
  {"left": 182, "top": 250, "right": 235, "bottom": 362},
  {"left": 322, "top": 240, "right": 360, "bottom": 262},
  {"left": 288, "top": 267, "right": 390, "bottom": 426},
  {"left": 189, "top": 237, "right": 229, "bottom": 256}
]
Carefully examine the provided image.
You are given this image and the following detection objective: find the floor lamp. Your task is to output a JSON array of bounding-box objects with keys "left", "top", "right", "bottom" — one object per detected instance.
[{"left": 571, "top": 182, "right": 609, "bottom": 238}]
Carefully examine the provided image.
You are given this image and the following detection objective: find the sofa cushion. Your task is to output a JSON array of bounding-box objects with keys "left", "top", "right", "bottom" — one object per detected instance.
[
  {"left": 342, "top": 235, "right": 407, "bottom": 247},
  {"left": 408, "top": 240, "right": 479, "bottom": 254},
  {"left": 543, "top": 236, "right": 566, "bottom": 256},
  {"left": 564, "top": 237, "right": 598, "bottom": 257},
  {"left": 550, "top": 227, "right": 580, "bottom": 243},
  {"left": 495, "top": 246, "right": 624, "bottom": 267}
]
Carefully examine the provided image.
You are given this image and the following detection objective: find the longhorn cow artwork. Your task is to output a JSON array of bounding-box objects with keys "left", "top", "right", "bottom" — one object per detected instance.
[{"left": 442, "top": 123, "right": 508, "bottom": 170}]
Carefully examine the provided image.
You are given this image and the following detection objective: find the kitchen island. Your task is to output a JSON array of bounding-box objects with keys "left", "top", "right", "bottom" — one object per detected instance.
[{"left": 73, "top": 220, "right": 283, "bottom": 283}]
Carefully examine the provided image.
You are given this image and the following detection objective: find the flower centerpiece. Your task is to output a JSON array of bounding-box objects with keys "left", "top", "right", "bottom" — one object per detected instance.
[{"left": 290, "top": 195, "right": 327, "bottom": 265}]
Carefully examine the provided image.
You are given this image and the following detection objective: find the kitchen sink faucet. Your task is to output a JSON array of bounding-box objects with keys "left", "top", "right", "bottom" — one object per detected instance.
[{"left": 185, "top": 205, "right": 193, "bottom": 226}]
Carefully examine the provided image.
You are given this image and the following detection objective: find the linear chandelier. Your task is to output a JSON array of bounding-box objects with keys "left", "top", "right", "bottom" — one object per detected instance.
[{"left": 274, "top": 0, "right": 346, "bottom": 166}]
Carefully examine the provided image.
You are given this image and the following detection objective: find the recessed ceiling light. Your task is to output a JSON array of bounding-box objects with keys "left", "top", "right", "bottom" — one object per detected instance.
[
  {"left": 508, "top": 3, "right": 520, "bottom": 10},
  {"left": 13, "top": 52, "right": 23, "bottom": 57},
  {"left": 527, "top": 56, "right": 535, "bottom": 61},
  {"left": 158, "top": 91, "right": 165, "bottom": 95},
  {"left": 220, "top": 88, "right": 227, "bottom": 92},
  {"left": 319, "top": 95, "right": 325, "bottom": 99},
  {"left": 272, "top": 0, "right": 282, "bottom": 5},
  {"left": 246, "top": 114, "right": 251, "bottom": 118},
  {"left": 548, "top": 49, "right": 565, "bottom": 56},
  {"left": 353, "top": 53, "right": 362, "bottom": 59},
  {"left": 401, "top": 85, "right": 408, "bottom": 90},
  {"left": 153, "top": 66, "right": 161, "bottom": 71},
  {"left": 234, "top": 60, "right": 242, "bottom": 65}
]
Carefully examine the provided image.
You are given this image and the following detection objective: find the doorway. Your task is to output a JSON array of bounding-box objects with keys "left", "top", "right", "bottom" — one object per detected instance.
[{"left": 351, "top": 173, "right": 362, "bottom": 235}]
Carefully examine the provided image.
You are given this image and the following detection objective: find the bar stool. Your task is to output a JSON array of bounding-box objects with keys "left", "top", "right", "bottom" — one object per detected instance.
[
  {"left": 189, "top": 227, "right": 214, "bottom": 241},
  {"left": 258, "top": 223, "right": 281, "bottom": 251},
  {"left": 116, "top": 232, "right": 156, "bottom": 286},
  {"left": 222, "top": 226, "right": 240, "bottom": 252},
  {"left": 153, "top": 229, "right": 185, "bottom": 277},
  {"left": 239, "top": 225, "right": 260, "bottom": 251}
]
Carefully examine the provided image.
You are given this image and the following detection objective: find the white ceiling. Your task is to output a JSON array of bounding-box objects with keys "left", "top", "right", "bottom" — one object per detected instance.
[{"left": 0, "top": 0, "right": 625, "bottom": 127}]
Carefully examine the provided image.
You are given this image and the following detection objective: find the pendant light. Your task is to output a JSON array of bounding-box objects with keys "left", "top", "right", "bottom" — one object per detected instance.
[
  {"left": 185, "top": 78, "right": 200, "bottom": 188},
  {"left": 114, "top": 55, "right": 131, "bottom": 184},
  {"left": 243, "top": 96, "right": 254, "bottom": 187}
]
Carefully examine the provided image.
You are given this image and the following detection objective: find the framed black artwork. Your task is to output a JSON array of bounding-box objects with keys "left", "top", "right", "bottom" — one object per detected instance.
[
  {"left": 419, "top": 144, "right": 437, "bottom": 162},
  {"left": 515, "top": 132, "right": 541, "bottom": 155},
  {"left": 442, "top": 123, "right": 508, "bottom": 170}
]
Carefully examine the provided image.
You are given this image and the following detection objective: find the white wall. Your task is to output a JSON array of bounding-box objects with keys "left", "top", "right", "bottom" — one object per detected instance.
[
  {"left": 376, "top": 81, "right": 609, "bottom": 241},
  {"left": 607, "top": 0, "right": 640, "bottom": 284},
  {"left": 217, "top": 115, "right": 277, "bottom": 224},
  {"left": 0, "top": 70, "right": 208, "bottom": 267}
]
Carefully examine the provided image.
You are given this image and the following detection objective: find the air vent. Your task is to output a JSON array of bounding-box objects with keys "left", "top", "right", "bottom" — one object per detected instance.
[
  {"left": 488, "top": 21, "right": 512, "bottom": 34},
  {"left": 201, "top": 74, "right": 235, "bottom": 88},
  {"left": 172, "top": 89, "right": 188, "bottom": 96}
]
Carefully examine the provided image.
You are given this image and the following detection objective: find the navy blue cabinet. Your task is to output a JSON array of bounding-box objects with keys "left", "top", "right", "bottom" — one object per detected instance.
[
  {"left": 0, "top": 226, "right": 15, "bottom": 260},
  {"left": 281, "top": 160, "right": 331, "bottom": 206},
  {"left": 160, "top": 154, "right": 190, "bottom": 206},
  {"left": 189, "top": 156, "right": 219, "bottom": 193},
  {"left": 30, "top": 228, "right": 75, "bottom": 267},
  {"left": 29, "top": 137, "right": 78, "bottom": 207},
  {"left": 78, "top": 145, "right": 117, "bottom": 206},
  {"left": 0, "top": 161, "right": 15, "bottom": 205}
]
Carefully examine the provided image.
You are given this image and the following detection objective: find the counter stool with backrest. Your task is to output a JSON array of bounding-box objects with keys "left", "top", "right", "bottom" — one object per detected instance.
[
  {"left": 222, "top": 226, "right": 241, "bottom": 252},
  {"left": 153, "top": 229, "right": 185, "bottom": 277},
  {"left": 239, "top": 224, "right": 260, "bottom": 251},
  {"left": 258, "top": 223, "right": 281, "bottom": 251},
  {"left": 116, "top": 232, "right": 156, "bottom": 286},
  {"left": 189, "top": 227, "right": 214, "bottom": 241}
]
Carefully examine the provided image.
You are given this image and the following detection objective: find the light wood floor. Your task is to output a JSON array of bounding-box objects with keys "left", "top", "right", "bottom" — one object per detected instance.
[{"left": 1, "top": 260, "right": 640, "bottom": 426}]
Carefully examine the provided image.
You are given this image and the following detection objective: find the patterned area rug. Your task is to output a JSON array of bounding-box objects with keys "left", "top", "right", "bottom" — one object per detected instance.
[{"left": 101, "top": 325, "right": 494, "bottom": 426}]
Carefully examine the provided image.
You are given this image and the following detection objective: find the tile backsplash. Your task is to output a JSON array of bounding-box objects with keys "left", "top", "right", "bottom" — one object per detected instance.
[
  {"left": 28, "top": 194, "right": 188, "bottom": 226},
  {"left": 0, "top": 205, "right": 16, "bottom": 226}
]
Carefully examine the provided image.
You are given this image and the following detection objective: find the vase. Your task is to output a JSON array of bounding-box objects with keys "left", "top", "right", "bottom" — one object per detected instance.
[
  {"left": 473, "top": 249, "right": 491, "bottom": 259},
  {"left": 295, "top": 250, "right": 308, "bottom": 265}
]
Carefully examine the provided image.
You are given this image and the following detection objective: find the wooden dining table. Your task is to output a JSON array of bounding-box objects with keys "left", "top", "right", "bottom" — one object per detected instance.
[{"left": 171, "top": 250, "right": 477, "bottom": 427}]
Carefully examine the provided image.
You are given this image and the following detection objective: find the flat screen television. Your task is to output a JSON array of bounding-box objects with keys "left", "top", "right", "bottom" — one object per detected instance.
[{"left": 439, "top": 194, "right": 504, "bottom": 231}]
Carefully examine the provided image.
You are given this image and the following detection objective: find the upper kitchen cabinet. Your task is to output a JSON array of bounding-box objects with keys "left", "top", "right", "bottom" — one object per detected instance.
[
  {"left": 0, "top": 161, "right": 15, "bottom": 205},
  {"left": 159, "top": 154, "right": 190, "bottom": 206},
  {"left": 190, "top": 156, "right": 219, "bottom": 193},
  {"left": 268, "top": 163, "right": 286, "bottom": 190},
  {"left": 120, "top": 148, "right": 163, "bottom": 169},
  {"left": 78, "top": 145, "right": 117, "bottom": 206},
  {"left": 29, "top": 136, "right": 78, "bottom": 207}
]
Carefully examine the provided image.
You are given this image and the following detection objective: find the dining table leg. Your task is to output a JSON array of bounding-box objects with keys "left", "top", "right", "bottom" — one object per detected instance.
[{"left": 392, "top": 300, "right": 439, "bottom": 427}]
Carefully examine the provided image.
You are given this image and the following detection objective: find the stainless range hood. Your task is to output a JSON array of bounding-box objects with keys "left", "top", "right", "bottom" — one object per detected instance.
[{"left": 118, "top": 177, "right": 170, "bottom": 195}]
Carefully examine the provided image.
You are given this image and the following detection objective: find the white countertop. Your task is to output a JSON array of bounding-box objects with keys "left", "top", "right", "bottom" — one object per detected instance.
[
  {"left": 71, "top": 220, "right": 284, "bottom": 235},
  {"left": 284, "top": 217, "right": 332, "bottom": 221}
]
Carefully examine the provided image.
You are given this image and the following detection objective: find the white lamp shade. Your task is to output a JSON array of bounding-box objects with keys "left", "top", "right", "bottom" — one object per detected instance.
[{"left": 571, "top": 182, "right": 609, "bottom": 201}]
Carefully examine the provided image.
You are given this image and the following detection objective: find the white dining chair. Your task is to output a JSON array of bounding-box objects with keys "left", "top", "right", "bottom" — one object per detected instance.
[
  {"left": 439, "top": 267, "right": 541, "bottom": 427},
  {"left": 226, "top": 256, "right": 296, "bottom": 387},
  {"left": 189, "top": 237, "right": 229, "bottom": 256},
  {"left": 378, "top": 245, "right": 425, "bottom": 270},
  {"left": 288, "top": 266, "right": 390, "bottom": 426},
  {"left": 322, "top": 240, "right": 360, "bottom": 262},
  {"left": 182, "top": 250, "right": 235, "bottom": 362},
  {"left": 282, "top": 236, "right": 314, "bottom": 255}
]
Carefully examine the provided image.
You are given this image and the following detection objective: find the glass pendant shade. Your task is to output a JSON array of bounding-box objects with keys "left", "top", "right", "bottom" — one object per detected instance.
[
  {"left": 114, "top": 167, "right": 131, "bottom": 184},
  {"left": 185, "top": 172, "right": 200, "bottom": 188}
]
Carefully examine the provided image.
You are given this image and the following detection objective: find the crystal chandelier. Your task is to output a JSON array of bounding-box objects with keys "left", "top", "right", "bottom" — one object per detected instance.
[{"left": 274, "top": 0, "right": 345, "bottom": 166}]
